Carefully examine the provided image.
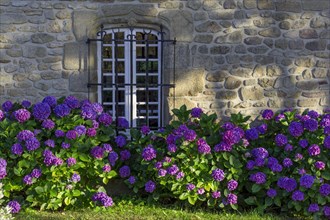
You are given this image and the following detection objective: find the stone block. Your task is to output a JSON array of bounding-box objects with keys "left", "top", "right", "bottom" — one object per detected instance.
[
  {"left": 215, "top": 31, "right": 242, "bottom": 44},
  {"left": 299, "top": 29, "right": 318, "bottom": 39},
  {"left": 266, "top": 65, "right": 283, "bottom": 77},
  {"left": 198, "top": 45, "right": 208, "bottom": 54},
  {"left": 243, "top": 0, "right": 257, "bottom": 9},
  {"left": 258, "top": 27, "right": 281, "bottom": 38},
  {"left": 195, "top": 21, "right": 221, "bottom": 33},
  {"left": 187, "top": 0, "right": 203, "bottom": 10},
  {"left": 247, "top": 46, "right": 269, "bottom": 54},
  {"left": 53, "top": 79, "right": 68, "bottom": 91},
  {"left": 231, "top": 67, "right": 253, "bottom": 78},
  {"left": 203, "top": 0, "right": 221, "bottom": 10},
  {"left": 210, "top": 102, "right": 227, "bottom": 109},
  {"left": 302, "top": 91, "right": 328, "bottom": 98},
  {"left": 257, "top": 0, "right": 275, "bottom": 10},
  {"left": 31, "top": 33, "right": 55, "bottom": 43},
  {"left": 73, "top": 10, "right": 97, "bottom": 41},
  {"left": 194, "top": 12, "right": 208, "bottom": 21},
  {"left": 320, "top": 30, "right": 330, "bottom": 39},
  {"left": 63, "top": 43, "right": 80, "bottom": 70},
  {"left": 312, "top": 68, "right": 328, "bottom": 78},
  {"left": 224, "top": 76, "right": 242, "bottom": 89},
  {"left": 305, "top": 40, "right": 327, "bottom": 51},
  {"left": 41, "top": 71, "right": 62, "bottom": 80},
  {"left": 23, "top": 46, "right": 47, "bottom": 58},
  {"left": 210, "top": 46, "right": 230, "bottom": 54},
  {"left": 296, "top": 81, "right": 319, "bottom": 90},
  {"left": 159, "top": 2, "right": 183, "bottom": 9},
  {"left": 258, "top": 78, "right": 275, "bottom": 88},
  {"left": 56, "top": 10, "right": 71, "bottom": 19},
  {"left": 288, "top": 39, "right": 304, "bottom": 50},
  {"left": 275, "top": 1, "right": 301, "bottom": 13},
  {"left": 0, "top": 14, "right": 27, "bottom": 24},
  {"left": 239, "top": 86, "right": 264, "bottom": 101},
  {"left": 223, "top": 0, "right": 236, "bottom": 9},
  {"left": 172, "top": 69, "right": 205, "bottom": 96},
  {"left": 43, "top": 56, "right": 62, "bottom": 63},
  {"left": 216, "top": 91, "right": 237, "bottom": 100},
  {"left": 34, "top": 81, "right": 52, "bottom": 91},
  {"left": 6, "top": 49, "right": 22, "bottom": 57},
  {"left": 255, "top": 56, "right": 274, "bottom": 65},
  {"left": 226, "top": 55, "right": 240, "bottom": 64},
  {"left": 235, "top": 45, "right": 247, "bottom": 54},
  {"left": 320, "top": 97, "right": 330, "bottom": 106},
  {"left": 244, "top": 37, "right": 262, "bottom": 45},
  {"left": 206, "top": 70, "right": 228, "bottom": 82},
  {"left": 253, "top": 18, "right": 275, "bottom": 28},
  {"left": 284, "top": 99, "right": 297, "bottom": 108},
  {"left": 194, "top": 35, "right": 213, "bottom": 43},
  {"left": 302, "top": 0, "right": 330, "bottom": 11},
  {"left": 279, "top": 21, "right": 290, "bottom": 30},
  {"left": 267, "top": 98, "right": 282, "bottom": 108},
  {"left": 208, "top": 11, "right": 234, "bottom": 20},
  {"left": 298, "top": 99, "right": 319, "bottom": 107},
  {"left": 295, "top": 57, "right": 316, "bottom": 67}
]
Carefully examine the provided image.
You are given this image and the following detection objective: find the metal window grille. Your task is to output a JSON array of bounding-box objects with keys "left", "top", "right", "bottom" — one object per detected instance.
[{"left": 86, "top": 25, "right": 176, "bottom": 133}]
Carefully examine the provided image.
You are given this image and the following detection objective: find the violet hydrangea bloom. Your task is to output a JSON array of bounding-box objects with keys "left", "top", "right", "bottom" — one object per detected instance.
[
  {"left": 300, "top": 175, "right": 314, "bottom": 188},
  {"left": 308, "top": 110, "right": 319, "bottom": 119},
  {"left": 115, "top": 135, "right": 126, "bottom": 147},
  {"left": 324, "top": 136, "right": 330, "bottom": 149},
  {"left": 227, "top": 179, "right": 238, "bottom": 191},
  {"left": 285, "top": 144, "right": 293, "bottom": 152},
  {"left": 120, "top": 150, "right": 131, "bottom": 161},
  {"left": 86, "top": 128, "right": 97, "bottom": 137},
  {"left": 319, "top": 183, "right": 330, "bottom": 197},
  {"left": 64, "top": 96, "right": 80, "bottom": 109},
  {"left": 275, "top": 134, "right": 288, "bottom": 146},
  {"left": 11, "top": 143, "right": 23, "bottom": 156},
  {"left": 315, "top": 161, "right": 325, "bottom": 170},
  {"left": 0, "top": 110, "right": 4, "bottom": 121},
  {"left": 167, "top": 165, "right": 179, "bottom": 175},
  {"left": 54, "top": 104, "right": 71, "bottom": 118},
  {"left": 308, "top": 204, "right": 319, "bottom": 213},
  {"left": 33, "top": 102, "right": 51, "bottom": 121},
  {"left": 298, "top": 139, "right": 308, "bottom": 148},
  {"left": 245, "top": 128, "right": 259, "bottom": 141},
  {"left": 128, "top": 176, "right": 136, "bottom": 184},
  {"left": 267, "top": 188, "right": 277, "bottom": 198},
  {"left": 292, "top": 190, "right": 304, "bottom": 201},
  {"left": 223, "top": 128, "right": 242, "bottom": 146},
  {"left": 167, "top": 144, "right": 177, "bottom": 153},
  {"left": 55, "top": 129, "right": 65, "bottom": 138},
  {"left": 249, "top": 172, "right": 267, "bottom": 184},
  {"left": 117, "top": 117, "right": 129, "bottom": 129},
  {"left": 42, "top": 119, "right": 55, "bottom": 130},
  {"left": 42, "top": 96, "right": 57, "bottom": 108},
  {"left": 197, "top": 138, "right": 211, "bottom": 154},
  {"left": 26, "top": 137, "right": 40, "bottom": 151},
  {"left": 158, "top": 169, "right": 167, "bottom": 177},
  {"left": 81, "top": 104, "right": 97, "bottom": 120},
  {"left": 61, "top": 142, "right": 70, "bottom": 149},
  {"left": 31, "top": 168, "right": 42, "bottom": 178},
  {"left": 98, "top": 113, "right": 112, "bottom": 126},
  {"left": 251, "top": 147, "right": 269, "bottom": 159},
  {"left": 141, "top": 125, "right": 150, "bottom": 135},
  {"left": 191, "top": 107, "right": 203, "bottom": 118},
  {"left": 176, "top": 171, "right": 184, "bottom": 180},
  {"left": 324, "top": 206, "right": 330, "bottom": 217},
  {"left": 212, "top": 191, "right": 221, "bottom": 199},
  {"left": 142, "top": 145, "right": 157, "bottom": 161},
  {"left": 66, "top": 157, "right": 76, "bottom": 167},
  {"left": 214, "top": 142, "right": 232, "bottom": 152},
  {"left": 92, "top": 103, "right": 103, "bottom": 114},
  {"left": 7, "top": 200, "right": 21, "bottom": 214},
  {"left": 227, "top": 193, "right": 238, "bottom": 205},
  {"left": 145, "top": 180, "right": 156, "bottom": 193},
  {"left": 14, "top": 109, "right": 31, "bottom": 123},
  {"left": 197, "top": 188, "right": 205, "bottom": 195},
  {"left": 257, "top": 124, "right": 267, "bottom": 134},
  {"left": 66, "top": 130, "right": 78, "bottom": 140},
  {"left": 103, "top": 143, "right": 112, "bottom": 152},
  {"left": 23, "top": 174, "right": 33, "bottom": 185},
  {"left": 92, "top": 192, "right": 114, "bottom": 207},
  {"left": 108, "top": 151, "right": 118, "bottom": 166},
  {"left": 75, "top": 125, "right": 86, "bottom": 136},
  {"left": 71, "top": 173, "right": 81, "bottom": 183},
  {"left": 308, "top": 144, "right": 321, "bottom": 156},
  {"left": 21, "top": 100, "right": 31, "bottom": 108},
  {"left": 91, "top": 146, "right": 105, "bottom": 159},
  {"left": 2, "top": 100, "right": 13, "bottom": 112},
  {"left": 282, "top": 158, "right": 293, "bottom": 168},
  {"left": 277, "top": 177, "right": 297, "bottom": 192},
  {"left": 186, "top": 183, "right": 195, "bottom": 191},
  {"left": 262, "top": 109, "right": 274, "bottom": 120},
  {"left": 17, "top": 130, "right": 34, "bottom": 141},
  {"left": 184, "top": 129, "right": 197, "bottom": 142},
  {"left": 304, "top": 119, "right": 318, "bottom": 132},
  {"left": 103, "top": 164, "right": 111, "bottom": 172},
  {"left": 288, "top": 121, "right": 304, "bottom": 137},
  {"left": 212, "top": 168, "right": 225, "bottom": 182}
]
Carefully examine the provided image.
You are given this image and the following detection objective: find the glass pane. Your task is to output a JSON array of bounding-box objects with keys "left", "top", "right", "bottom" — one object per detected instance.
[
  {"left": 115, "top": 47, "right": 124, "bottom": 59},
  {"left": 103, "top": 62, "right": 112, "bottom": 72},
  {"left": 136, "top": 76, "right": 158, "bottom": 87},
  {"left": 148, "top": 47, "right": 158, "bottom": 58},
  {"left": 117, "top": 90, "right": 125, "bottom": 102},
  {"left": 137, "top": 105, "right": 158, "bottom": 117},
  {"left": 116, "top": 105, "right": 125, "bottom": 117},
  {"left": 103, "top": 105, "right": 113, "bottom": 115},
  {"left": 115, "top": 61, "right": 125, "bottom": 73},
  {"left": 103, "top": 75, "right": 113, "bottom": 88},
  {"left": 136, "top": 61, "right": 158, "bottom": 73},
  {"left": 102, "top": 90, "right": 113, "bottom": 103},
  {"left": 103, "top": 46, "right": 112, "bottom": 58},
  {"left": 116, "top": 75, "right": 125, "bottom": 85},
  {"left": 148, "top": 34, "right": 158, "bottom": 41},
  {"left": 103, "top": 33, "right": 112, "bottom": 44},
  {"left": 136, "top": 47, "right": 145, "bottom": 59},
  {"left": 115, "top": 32, "right": 124, "bottom": 41},
  {"left": 149, "top": 119, "right": 159, "bottom": 128},
  {"left": 137, "top": 90, "right": 158, "bottom": 102},
  {"left": 136, "top": 118, "right": 146, "bottom": 127}
]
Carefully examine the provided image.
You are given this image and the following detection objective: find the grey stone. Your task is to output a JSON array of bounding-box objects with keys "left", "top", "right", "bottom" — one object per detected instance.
[
  {"left": 288, "top": 39, "right": 304, "bottom": 50},
  {"left": 260, "top": 11, "right": 272, "bottom": 18},
  {"left": 57, "top": 34, "right": 74, "bottom": 42},
  {"left": 320, "top": 30, "right": 330, "bottom": 39},
  {"left": 244, "top": 79, "right": 257, "bottom": 86},
  {"left": 0, "top": 14, "right": 27, "bottom": 24},
  {"left": 244, "top": 37, "right": 262, "bottom": 45},
  {"left": 53, "top": 79, "right": 68, "bottom": 90},
  {"left": 298, "top": 99, "right": 319, "bottom": 107},
  {"left": 43, "top": 56, "right": 62, "bottom": 63},
  {"left": 321, "top": 9, "right": 330, "bottom": 17},
  {"left": 38, "top": 64, "right": 49, "bottom": 71},
  {"left": 243, "top": 0, "right": 257, "bottom": 9},
  {"left": 160, "top": 10, "right": 193, "bottom": 42},
  {"left": 253, "top": 101, "right": 267, "bottom": 108},
  {"left": 239, "top": 86, "right": 264, "bottom": 101},
  {"left": 206, "top": 70, "right": 228, "bottom": 82},
  {"left": 13, "top": 73, "right": 28, "bottom": 82},
  {"left": 53, "top": 3, "right": 66, "bottom": 9},
  {"left": 233, "top": 20, "right": 254, "bottom": 28},
  {"left": 195, "top": 21, "right": 221, "bottom": 33},
  {"left": 34, "top": 81, "right": 51, "bottom": 91},
  {"left": 205, "top": 83, "right": 223, "bottom": 89},
  {"left": 295, "top": 57, "right": 316, "bottom": 67},
  {"left": 203, "top": 0, "right": 221, "bottom": 10},
  {"left": 258, "top": 78, "right": 275, "bottom": 88},
  {"left": 320, "top": 97, "right": 330, "bottom": 106},
  {"left": 159, "top": 2, "right": 183, "bottom": 9},
  {"left": 267, "top": 65, "right": 283, "bottom": 77},
  {"left": 234, "top": 10, "right": 246, "bottom": 19},
  {"left": 40, "top": 71, "right": 62, "bottom": 80},
  {"left": 220, "top": 21, "right": 232, "bottom": 28},
  {"left": 305, "top": 40, "right": 326, "bottom": 51},
  {"left": 50, "top": 63, "right": 62, "bottom": 71},
  {"left": 226, "top": 55, "right": 240, "bottom": 64},
  {"left": 279, "top": 21, "right": 290, "bottom": 30},
  {"left": 215, "top": 31, "right": 242, "bottom": 44},
  {"left": 283, "top": 30, "right": 299, "bottom": 39},
  {"left": 73, "top": 10, "right": 97, "bottom": 41},
  {"left": 56, "top": 10, "right": 71, "bottom": 19},
  {"left": 17, "top": 25, "right": 38, "bottom": 32},
  {"left": 296, "top": 81, "right": 319, "bottom": 90},
  {"left": 310, "top": 17, "right": 328, "bottom": 28},
  {"left": 210, "top": 102, "right": 227, "bottom": 109},
  {"left": 173, "top": 69, "right": 205, "bottom": 96},
  {"left": 284, "top": 99, "right": 297, "bottom": 108},
  {"left": 194, "top": 35, "right": 213, "bottom": 43},
  {"left": 291, "top": 20, "right": 307, "bottom": 29},
  {"left": 230, "top": 67, "right": 252, "bottom": 78},
  {"left": 316, "top": 60, "right": 330, "bottom": 68},
  {"left": 224, "top": 76, "right": 242, "bottom": 89},
  {"left": 302, "top": 0, "right": 330, "bottom": 11},
  {"left": 247, "top": 46, "right": 269, "bottom": 54},
  {"left": 259, "top": 27, "right": 281, "bottom": 38},
  {"left": 6, "top": 49, "right": 22, "bottom": 57},
  {"left": 264, "top": 90, "right": 277, "bottom": 97},
  {"left": 194, "top": 12, "right": 208, "bottom": 21},
  {"left": 208, "top": 11, "right": 234, "bottom": 20},
  {"left": 244, "top": 29, "right": 258, "bottom": 36},
  {"left": 4, "top": 64, "right": 18, "bottom": 73},
  {"left": 223, "top": 0, "right": 236, "bottom": 9},
  {"left": 63, "top": 43, "right": 80, "bottom": 70},
  {"left": 267, "top": 99, "right": 282, "bottom": 108},
  {"left": 23, "top": 46, "right": 47, "bottom": 58},
  {"left": 198, "top": 45, "right": 208, "bottom": 54},
  {"left": 44, "top": 9, "right": 55, "bottom": 20},
  {"left": 255, "top": 56, "right": 274, "bottom": 65},
  {"left": 275, "top": 1, "right": 302, "bottom": 13},
  {"left": 15, "top": 82, "right": 32, "bottom": 89},
  {"left": 235, "top": 45, "right": 247, "bottom": 54},
  {"left": 216, "top": 91, "right": 237, "bottom": 100},
  {"left": 275, "top": 39, "right": 288, "bottom": 50},
  {"left": 28, "top": 16, "right": 47, "bottom": 24},
  {"left": 302, "top": 91, "right": 328, "bottom": 98},
  {"left": 241, "top": 55, "right": 254, "bottom": 63},
  {"left": 24, "top": 9, "right": 43, "bottom": 16},
  {"left": 213, "top": 56, "right": 225, "bottom": 64},
  {"left": 210, "top": 46, "right": 230, "bottom": 54},
  {"left": 257, "top": 0, "right": 275, "bottom": 10},
  {"left": 234, "top": 101, "right": 252, "bottom": 108},
  {"left": 315, "top": 52, "right": 330, "bottom": 59},
  {"left": 312, "top": 68, "right": 328, "bottom": 78},
  {"left": 187, "top": 0, "right": 203, "bottom": 10},
  {"left": 299, "top": 29, "right": 318, "bottom": 39},
  {"left": 14, "top": 34, "right": 30, "bottom": 44},
  {"left": 253, "top": 18, "right": 275, "bottom": 28},
  {"left": 46, "top": 21, "right": 61, "bottom": 33},
  {"left": 192, "top": 55, "right": 214, "bottom": 69},
  {"left": 31, "top": 33, "right": 55, "bottom": 43}
]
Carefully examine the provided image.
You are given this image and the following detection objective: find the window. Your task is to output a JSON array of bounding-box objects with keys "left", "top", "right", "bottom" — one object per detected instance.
[{"left": 97, "top": 28, "right": 163, "bottom": 129}]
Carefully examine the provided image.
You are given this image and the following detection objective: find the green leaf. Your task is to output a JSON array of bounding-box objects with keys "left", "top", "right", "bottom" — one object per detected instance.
[
  {"left": 244, "top": 196, "right": 256, "bottom": 205},
  {"left": 35, "top": 186, "right": 44, "bottom": 194},
  {"left": 179, "top": 193, "right": 189, "bottom": 200},
  {"left": 317, "top": 195, "right": 326, "bottom": 205},
  {"left": 102, "top": 177, "right": 109, "bottom": 185},
  {"left": 72, "top": 190, "right": 81, "bottom": 197},
  {"left": 230, "top": 204, "right": 238, "bottom": 210},
  {"left": 265, "top": 197, "right": 273, "bottom": 207},
  {"left": 252, "top": 184, "right": 261, "bottom": 193},
  {"left": 64, "top": 197, "right": 70, "bottom": 206},
  {"left": 79, "top": 154, "right": 90, "bottom": 162},
  {"left": 322, "top": 171, "right": 330, "bottom": 180},
  {"left": 274, "top": 197, "right": 281, "bottom": 207},
  {"left": 188, "top": 196, "right": 197, "bottom": 205},
  {"left": 229, "top": 155, "right": 234, "bottom": 166}
]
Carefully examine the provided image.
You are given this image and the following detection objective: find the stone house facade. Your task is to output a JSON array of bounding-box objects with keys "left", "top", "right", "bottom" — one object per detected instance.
[{"left": 0, "top": 0, "right": 329, "bottom": 125}]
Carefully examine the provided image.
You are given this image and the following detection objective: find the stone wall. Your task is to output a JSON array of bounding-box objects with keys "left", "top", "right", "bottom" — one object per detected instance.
[{"left": 0, "top": 0, "right": 329, "bottom": 119}]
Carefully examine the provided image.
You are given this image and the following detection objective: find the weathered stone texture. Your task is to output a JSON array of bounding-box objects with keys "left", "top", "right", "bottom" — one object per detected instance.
[
  {"left": 239, "top": 86, "right": 264, "bottom": 101},
  {"left": 173, "top": 69, "right": 205, "bottom": 96}
]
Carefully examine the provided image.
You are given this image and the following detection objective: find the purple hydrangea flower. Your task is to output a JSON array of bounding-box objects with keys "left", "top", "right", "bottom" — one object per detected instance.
[
  {"left": 64, "top": 96, "right": 80, "bottom": 109},
  {"left": 120, "top": 150, "right": 131, "bottom": 161},
  {"left": 227, "top": 179, "right": 238, "bottom": 191},
  {"left": 154, "top": 162, "right": 162, "bottom": 169},
  {"left": 71, "top": 173, "right": 81, "bottom": 183},
  {"left": 283, "top": 158, "right": 293, "bottom": 168},
  {"left": 167, "top": 144, "right": 177, "bottom": 153},
  {"left": 212, "top": 191, "right": 221, "bottom": 199},
  {"left": 227, "top": 193, "right": 238, "bottom": 205},
  {"left": 117, "top": 117, "right": 129, "bottom": 129},
  {"left": 11, "top": 143, "right": 23, "bottom": 156},
  {"left": 145, "top": 180, "right": 156, "bottom": 193},
  {"left": 42, "top": 96, "right": 57, "bottom": 108},
  {"left": 308, "top": 203, "right": 319, "bottom": 213},
  {"left": 142, "top": 145, "right": 157, "bottom": 161},
  {"left": 92, "top": 103, "right": 103, "bottom": 114},
  {"left": 31, "top": 168, "right": 42, "bottom": 178},
  {"left": 66, "top": 157, "right": 76, "bottom": 167},
  {"left": 212, "top": 168, "right": 225, "bottom": 182},
  {"left": 75, "top": 125, "right": 86, "bottom": 136},
  {"left": 267, "top": 188, "right": 277, "bottom": 198},
  {"left": 319, "top": 183, "right": 330, "bottom": 197},
  {"left": 249, "top": 172, "right": 267, "bottom": 184},
  {"left": 141, "top": 125, "right": 150, "bottom": 135},
  {"left": 288, "top": 121, "right": 304, "bottom": 137},
  {"left": 128, "top": 176, "right": 136, "bottom": 184},
  {"left": 298, "top": 168, "right": 306, "bottom": 175},
  {"left": 270, "top": 163, "right": 283, "bottom": 173},
  {"left": 197, "top": 188, "right": 205, "bottom": 195},
  {"left": 304, "top": 119, "right": 318, "bottom": 132},
  {"left": 324, "top": 136, "right": 330, "bottom": 149},
  {"left": 92, "top": 192, "right": 113, "bottom": 207},
  {"left": 0, "top": 110, "right": 4, "bottom": 121},
  {"left": 86, "top": 128, "right": 97, "bottom": 137},
  {"left": 176, "top": 171, "right": 184, "bottom": 180},
  {"left": 21, "top": 100, "right": 31, "bottom": 108},
  {"left": 7, "top": 200, "right": 21, "bottom": 214},
  {"left": 257, "top": 124, "right": 267, "bottom": 134},
  {"left": 251, "top": 147, "right": 269, "bottom": 159},
  {"left": 81, "top": 104, "right": 97, "bottom": 120},
  {"left": 197, "top": 138, "right": 211, "bottom": 154},
  {"left": 324, "top": 206, "right": 330, "bottom": 217},
  {"left": 44, "top": 139, "right": 55, "bottom": 148},
  {"left": 55, "top": 129, "right": 65, "bottom": 138},
  {"left": 91, "top": 146, "right": 104, "bottom": 159},
  {"left": 26, "top": 137, "right": 40, "bottom": 151},
  {"left": 254, "top": 158, "right": 265, "bottom": 167},
  {"left": 246, "top": 160, "right": 255, "bottom": 170},
  {"left": 23, "top": 174, "right": 33, "bottom": 185},
  {"left": 54, "top": 104, "right": 71, "bottom": 118},
  {"left": 245, "top": 128, "right": 259, "bottom": 141},
  {"left": 315, "top": 161, "right": 325, "bottom": 170},
  {"left": 320, "top": 114, "right": 330, "bottom": 128},
  {"left": 66, "top": 130, "right": 78, "bottom": 140},
  {"left": 262, "top": 109, "right": 274, "bottom": 120},
  {"left": 167, "top": 165, "right": 179, "bottom": 175},
  {"left": 222, "top": 122, "right": 235, "bottom": 130},
  {"left": 324, "top": 126, "right": 330, "bottom": 135},
  {"left": 299, "top": 139, "right": 309, "bottom": 148},
  {"left": 277, "top": 177, "right": 297, "bottom": 192},
  {"left": 275, "top": 113, "right": 285, "bottom": 122},
  {"left": 186, "top": 183, "right": 195, "bottom": 191},
  {"left": 103, "top": 144, "right": 112, "bottom": 152},
  {"left": 308, "top": 110, "right": 319, "bottom": 119},
  {"left": 42, "top": 119, "right": 55, "bottom": 130},
  {"left": 191, "top": 107, "right": 203, "bottom": 118},
  {"left": 2, "top": 101, "right": 13, "bottom": 112},
  {"left": 115, "top": 135, "right": 126, "bottom": 147},
  {"left": 267, "top": 157, "right": 279, "bottom": 167},
  {"left": 223, "top": 128, "right": 242, "bottom": 146},
  {"left": 98, "top": 113, "right": 112, "bottom": 126},
  {"left": 17, "top": 130, "right": 34, "bottom": 141},
  {"left": 300, "top": 175, "right": 314, "bottom": 188},
  {"left": 103, "top": 164, "right": 111, "bottom": 173},
  {"left": 295, "top": 153, "right": 303, "bottom": 160},
  {"left": 275, "top": 134, "right": 288, "bottom": 146},
  {"left": 308, "top": 144, "right": 321, "bottom": 156},
  {"left": 14, "top": 109, "right": 31, "bottom": 123},
  {"left": 108, "top": 151, "right": 118, "bottom": 166},
  {"left": 158, "top": 169, "right": 167, "bottom": 177},
  {"left": 33, "top": 102, "right": 51, "bottom": 121},
  {"left": 214, "top": 142, "right": 232, "bottom": 152},
  {"left": 184, "top": 129, "right": 197, "bottom": 142},
  {"left": 285, "top": 144, "right": 293, "bottom": 152},
  {"left": 292, "top": 190, "right": 304, "bottom": 201},
  {"left": 61, "top": 142, "right": 70, "bottom": 149}
]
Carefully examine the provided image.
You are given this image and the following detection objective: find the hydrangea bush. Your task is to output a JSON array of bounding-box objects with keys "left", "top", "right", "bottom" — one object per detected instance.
[{"left": 0, "top": 96, "right": 130, "bottom": 212}]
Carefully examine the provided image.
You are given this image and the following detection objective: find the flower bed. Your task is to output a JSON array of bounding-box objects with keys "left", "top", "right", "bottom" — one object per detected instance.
[{"left": 0, "top": 97, "right": 329, "bottom": 218}]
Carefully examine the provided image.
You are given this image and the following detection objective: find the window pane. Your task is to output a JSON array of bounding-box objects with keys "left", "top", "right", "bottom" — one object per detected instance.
[
  {"left": 103, "top": 34, "right": 112, "bottom": 44},
  {"left": 136, "top": 32, "right": 158, "bottom": 44},
  {"left": 103, "top": 105, "right": 113, "bottom": 115},
  {"left": 116, "top": 105, "right": 125, "bottom": 117},
  {"left": 115, "top": 32, "right": 125, "bottom": 41},
  {"left": 136, "top": 61, "right": 158, "bottom": 73},
  {"left": 102, "top": 90, "right": 113, "bottom": 103},
  {"left": 103, "top": 62, "right": 112, "bottom": 72},
  {"left": 117, "top": 90, "right": 125, "bottom": 102},
  {"left": 116, "top": 75, "right": 125, "bottom": 85},
  {"left": 103, "top": 75, "right": 113, "bottom": 88},
  {"left": 136, "top": 118, "right": 146, "bottom": 127},
  {"left": 115, "top": 47, "right": 125, "bottom": 59},
  {"left": 137, "top": 104, "right": 158, "bottom": 116},
  {"left": 115, "top": 61, "right": 125, "bottom": 73},
  {"left": 149, "top": 119, "right": 159, "bottom": 128},
  {"left": 136, "top": 76, "right": 158, "bottom": 87},
  {"left": 137, "top": 90, "right": 158, "bottom": 102},
  {"left": 136, "top": 47, "right": 145, "bottom": 59},
  {"left": 148, "top": 47, "right": 158, "bottom": 58},
  {"left": 103, "top": 46, "right": 112, "bottom": 58}
]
